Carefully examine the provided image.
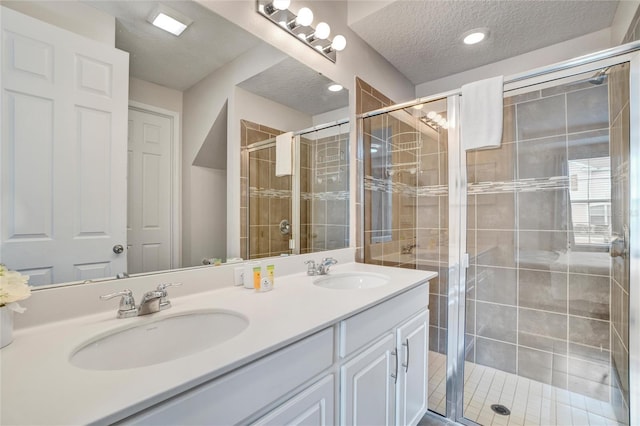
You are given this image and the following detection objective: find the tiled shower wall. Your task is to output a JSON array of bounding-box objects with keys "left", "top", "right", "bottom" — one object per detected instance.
[
  {"left": 609, "top": 63, "right": 630, "bottom": 424},
  {"left": 240, "top": 120, "right": 291, "bottom": 259},
  {"left": 355, "top": 78, "right": 394, "bottom": 263},
  {"left": 356, "top": 78, "right": 450, "bottom": 357},
  {"left": 301, "top": 132, "right": 350, "bottom": 253},
  {"left": 465, "top": 79, "right": 613, "bottom": 403}
]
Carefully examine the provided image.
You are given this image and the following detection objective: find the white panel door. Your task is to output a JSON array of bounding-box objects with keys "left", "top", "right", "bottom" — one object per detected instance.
[
  {"left": 340, "top": 333, "right": 396, "bottom": 426},
  {"left": 252, "top": 375, "right": 334, "bottom": 426},
  {"left": 396, "top": 309, "right": 429, "bottom": 426},
  {"left": 0, "top": 7, "right": 129, "bottom": 285},
  {"left": 127, "top": 108, "right": 172, "bottom": 274}
]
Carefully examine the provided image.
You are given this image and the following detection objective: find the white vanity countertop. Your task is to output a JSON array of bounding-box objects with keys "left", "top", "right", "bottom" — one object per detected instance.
[{"left": 1, "top": 262, "right": 436, "bottom": 425}]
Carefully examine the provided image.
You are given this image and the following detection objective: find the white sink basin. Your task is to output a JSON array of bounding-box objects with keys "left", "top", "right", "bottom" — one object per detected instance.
[
  {"left": 313, "top": 272, "right": 390, "bottom": 290},
  {"left": 70, "top": 310, "right": 249, "bottom": 371}
]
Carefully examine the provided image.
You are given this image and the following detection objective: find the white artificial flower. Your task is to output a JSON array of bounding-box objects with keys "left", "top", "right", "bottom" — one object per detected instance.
[{"left": 0, "top": 265, "right": 31, "bottom": 307}]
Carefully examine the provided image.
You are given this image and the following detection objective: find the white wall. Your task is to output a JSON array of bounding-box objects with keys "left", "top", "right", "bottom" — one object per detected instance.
[
  {"left": 312, "top": 107, "right": 350, "bottom": 126},
  {"left": 183, "top": 43, "right": 292, "bottom": 264},
  {"left": 611, "top": 0, "right": 640, "bottom": 45},
  {"left": 1, "top": 1, "right": 115, "bottom": 45},
  {"left": 189, "top": 167, "right": 227, "bottom": 265},
  {"left": 234, "top": 86, "right": 312, "bottom": 134},
  {"left": 129, "top": 77, "right": 183, "bottom": 115},
  {"left": 416, "top": 29, "right": 613, "bottom": 97}
]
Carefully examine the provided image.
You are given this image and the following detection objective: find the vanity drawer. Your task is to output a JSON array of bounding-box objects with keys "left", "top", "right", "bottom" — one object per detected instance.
[
  {"left": 121, "top": 327, "right": 334, "bottom": 425},
  {"left": 339, "top": 283, "right": 428, "bottom": 358}
]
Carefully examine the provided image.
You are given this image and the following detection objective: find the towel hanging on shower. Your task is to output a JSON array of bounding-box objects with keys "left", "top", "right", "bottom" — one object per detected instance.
[
  {"left": 275, "top": 131, "right": 293, "bottom": 176},
  {"left": 461, "top": 75, "right": 504, "bottom": 151}
]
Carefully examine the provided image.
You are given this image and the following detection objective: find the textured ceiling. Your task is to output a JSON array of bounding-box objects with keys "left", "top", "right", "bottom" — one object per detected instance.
[
  {"left": 84, "top": 0, "right": 262, "bottom": 91},
  {"left": 349, "top": 0, "right": 619, "bottom": 85},
  {"left": 238, "top": 57, "right": 349, "bottom": 116}
]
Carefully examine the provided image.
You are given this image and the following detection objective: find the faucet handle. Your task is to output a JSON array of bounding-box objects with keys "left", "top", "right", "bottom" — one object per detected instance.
[
  {"left": 100, "top": 289, "right": 137, "bottom": 318},
  {"left": 156, "top": 282, "right": 182, "bottom": 292},
  {"left": 156, "top": 282, "right": 182, "bottom": 310},
  {"left": 304, "top": 260, "right": 317, "bottom": 276},
  {"left": 322, "top": 257, "right": 338, "bottom": 265}
]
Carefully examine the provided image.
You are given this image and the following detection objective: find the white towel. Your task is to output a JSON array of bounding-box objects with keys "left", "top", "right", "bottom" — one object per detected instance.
[
  {"left": 461, "top": 76, "right": 504, "bottom": 151},
  {"left": 275, "top": 131, "right": 293, "bottom": 176}
]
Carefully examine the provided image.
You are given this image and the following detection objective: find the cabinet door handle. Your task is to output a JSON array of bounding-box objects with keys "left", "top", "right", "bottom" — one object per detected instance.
[
  {"left": 391, "top": 349, "right": 398, "bottom": 383},
  {"left": 402, "top": 339, "right": 410, "bottom": 373}
]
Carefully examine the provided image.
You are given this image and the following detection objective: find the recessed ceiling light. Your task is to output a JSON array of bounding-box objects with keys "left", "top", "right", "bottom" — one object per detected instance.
[
  {"left": 328, "top": 84, "right": 343, "bottom": 92},
  {"left": 148, "top": 6, "right": 192, "bottom": 37},
  {"left": 462, "top": 29, "right": 488, "bottom": 45}
]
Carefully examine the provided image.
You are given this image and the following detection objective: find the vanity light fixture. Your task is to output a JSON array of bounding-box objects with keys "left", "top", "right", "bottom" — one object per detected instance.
[
  {"left": 257, "top": 0, "right": 347, "bottom": 62},
  {"left": 148, "top": 5, "right": 192, "bottom": 36},
  {"left": 422, "top": 111, "right": 448, "bottom": 130}
]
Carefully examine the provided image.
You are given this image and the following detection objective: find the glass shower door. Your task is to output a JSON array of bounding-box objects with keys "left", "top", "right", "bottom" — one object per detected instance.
[
  {"left": 298, "top": 122, "right": 350, "bottom": 254},
  {"left": 462, "top": 63, "right": 631, "bottom": 426},
  {"left": 361, "top": 98, "right": 450, "bottom": 417}
]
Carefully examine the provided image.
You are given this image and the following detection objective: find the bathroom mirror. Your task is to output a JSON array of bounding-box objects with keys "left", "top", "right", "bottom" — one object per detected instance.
[{"left": 0, "top": 0, "right": 349, "bottom": 288}]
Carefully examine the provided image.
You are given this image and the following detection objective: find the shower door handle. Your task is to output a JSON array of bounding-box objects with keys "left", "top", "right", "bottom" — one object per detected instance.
[{"left": 610, "top": 226, "right": 628, "bottom": 259}]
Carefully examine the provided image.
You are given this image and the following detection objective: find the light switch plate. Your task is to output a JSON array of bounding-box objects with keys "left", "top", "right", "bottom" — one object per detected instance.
[{"left": 234, "top": 267, "right": 244, "bottom": 286}]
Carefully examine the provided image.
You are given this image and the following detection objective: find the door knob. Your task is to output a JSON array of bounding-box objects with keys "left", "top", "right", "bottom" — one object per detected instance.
[{"left": 113, "top": 244, "right": 125, "bottom": 254}]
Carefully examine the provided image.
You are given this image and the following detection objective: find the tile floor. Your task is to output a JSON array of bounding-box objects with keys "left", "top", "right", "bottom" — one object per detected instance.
[{"left": 427, "top": 351, "right": 626, "bottom": 426}]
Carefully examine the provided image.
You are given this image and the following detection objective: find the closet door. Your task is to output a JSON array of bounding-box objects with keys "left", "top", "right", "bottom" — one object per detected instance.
[{"left": 1, "top": 7, "right": 129, "bottom": 284}]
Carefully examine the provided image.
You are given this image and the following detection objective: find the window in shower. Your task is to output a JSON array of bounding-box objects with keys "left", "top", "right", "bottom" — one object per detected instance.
[{"left": 569, "top": 156, "right": 612, "bottom": 246}]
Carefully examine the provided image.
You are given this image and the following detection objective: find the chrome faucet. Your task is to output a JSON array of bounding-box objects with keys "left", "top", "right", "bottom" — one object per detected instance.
[
  {"left": 304, "top": 257, "right": 338, "bottom": 276},
  {"left": 101, "top": 283, "right": 182, "bottom": 318},
  {"left": 401, "top": 241, "right": 418, "bottom": 254}
]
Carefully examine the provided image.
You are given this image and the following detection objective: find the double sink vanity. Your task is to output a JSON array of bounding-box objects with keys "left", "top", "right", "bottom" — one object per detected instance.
[{"left": 1, "top": 250, "right": 436, "bottom": 425}]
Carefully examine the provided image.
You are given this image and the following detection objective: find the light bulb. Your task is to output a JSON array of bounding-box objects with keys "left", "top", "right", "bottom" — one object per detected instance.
[
  {"left": 328, "top": 84, "right": 343, "bottom": 92},
  {"left": 296, "top": 7, "right": 313, "bottom": 26},
  {"left": 463, "top": 31, "right": 485, "bottom": 45},
  {"left": 435, "top": 114, "right": 442, "bottom": 121},
  {"left": 331, "top": 35, "right": 346, "bottom": 51},
  {"left": 427, "top": 111, "right": 437, "bottom": 119},
  {"left": 315, "top": 22, "right": 330, "bottom": 39},
  {"left": 272, "top": 0, "right": 290, "bottom": 10}
]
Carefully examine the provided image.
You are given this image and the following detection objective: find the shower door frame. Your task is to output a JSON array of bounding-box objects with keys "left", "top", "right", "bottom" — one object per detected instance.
[{"left": 447, "top": 46, "right": 640, "bottom": 426}]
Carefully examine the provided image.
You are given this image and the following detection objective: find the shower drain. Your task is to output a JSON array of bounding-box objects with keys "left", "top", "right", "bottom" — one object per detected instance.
[{"left": 491, "top": 404, "right": 511, "bottom": 416}]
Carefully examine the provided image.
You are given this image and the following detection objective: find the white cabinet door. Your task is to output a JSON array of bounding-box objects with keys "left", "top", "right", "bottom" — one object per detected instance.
[
  {"left": 1, "top": 6, "right": 129, "bottom": 285},
  {"left": 396, "top": 309, "right": 429, "bottom": 426},
  {"left": 253, "top": 375, "right": 334, "bottom": 426},
  {"left": 340, "top": 333, "right": 396, "bottom": 426}
]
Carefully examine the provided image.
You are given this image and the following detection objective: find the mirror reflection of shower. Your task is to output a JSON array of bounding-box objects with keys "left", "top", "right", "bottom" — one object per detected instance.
[{"left": 242, "top": 119, "right": 350, "bottom": 259}]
